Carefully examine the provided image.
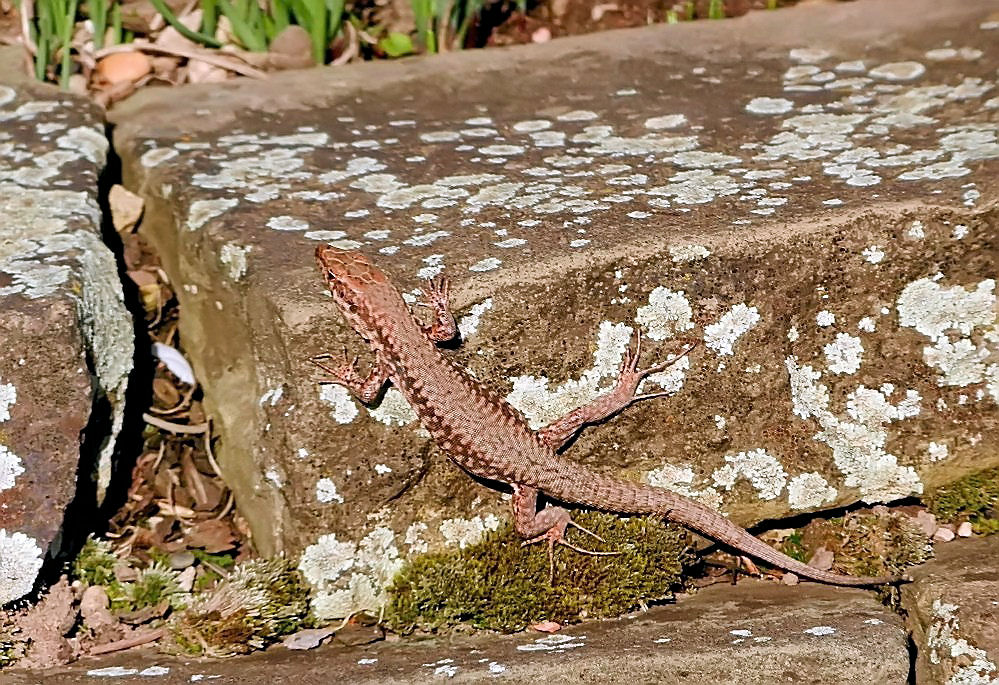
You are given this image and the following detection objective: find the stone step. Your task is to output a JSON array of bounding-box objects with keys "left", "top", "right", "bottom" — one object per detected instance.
[
  {"left": 105, "top": 0, "right": 999, "bottom": 621},
  {"left": 7, "top": 578, "right": 910, "bottom": 684},
  {"left": 1, "top": 46, "right": 133, "bottom": 606}
]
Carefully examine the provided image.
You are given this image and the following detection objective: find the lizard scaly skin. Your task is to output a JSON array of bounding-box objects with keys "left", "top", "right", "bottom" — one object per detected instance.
[{"left": 314, "top": 245, "right": 903, "bottom": 586}]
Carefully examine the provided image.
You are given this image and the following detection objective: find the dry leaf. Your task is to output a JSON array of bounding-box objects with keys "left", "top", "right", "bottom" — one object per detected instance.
[
  {"left": 530, "top": 620, "right": 562, "bottom": 633},
  {"left": 186, "top": 519, "right": 235, "bottom": 553},
  {"left": 109, "top": 185, "right": 144, "bottom": 233},
  {"left": 151, "top": 342, "right": 196, "bottom": 385}
]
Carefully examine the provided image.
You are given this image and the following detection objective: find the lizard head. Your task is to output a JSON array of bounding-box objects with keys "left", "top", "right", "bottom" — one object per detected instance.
[{"left": 315, "top": 245, "right": 391, "bottom": 326}]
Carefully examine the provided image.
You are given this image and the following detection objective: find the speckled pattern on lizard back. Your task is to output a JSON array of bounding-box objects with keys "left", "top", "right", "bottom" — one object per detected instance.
[{"left": 313, "top": 245, "right": 903, "bottom": 586}]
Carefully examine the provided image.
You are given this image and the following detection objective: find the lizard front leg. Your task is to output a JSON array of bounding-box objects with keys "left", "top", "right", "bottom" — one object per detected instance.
[
  {"left": 311, "top": 350, "right": 391, "bottom": 404},
  {"left": 512, "top": 485, "right": 617, "bottom": 582},
  {"left": 416, "top": 276, "right": 458, "bottom": 342},
  {"left": 537, "top": 329, "right": 698, "bottom": 450}
]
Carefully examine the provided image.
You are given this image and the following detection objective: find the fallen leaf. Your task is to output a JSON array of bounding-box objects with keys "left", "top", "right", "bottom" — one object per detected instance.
[
  {"left": 109, "top": 185, "right": 144, "bottom": 233},
  {"left": 151, "top": 342, "right": 196, "bottom": 385},
  {"left": 186, "top": 519, "right": 236, "bottom": 553},
  {"left": 530, "top": 621, "right": 562, "bottom": 633}
]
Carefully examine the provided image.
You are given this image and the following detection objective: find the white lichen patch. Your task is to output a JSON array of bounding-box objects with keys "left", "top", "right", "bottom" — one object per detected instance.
[
  {"left": 787, "top": 472, "right": 838, "bottom": 510},
  {"left": 318, "top": 384, "right": 359, "bottom": 424},
  {"left": 299, "top": 527, "right": 403, "bottom": 620},
  {"left": 927, "top": 442, "right": 949, "bottom": 462},
  {"left": 186, "top": 198, "right": 238, "bottom": 231},
  {"left": 219, "top": 242, "right": 251, "bottom": 280},
  {"left": 457, "top": 298, "right": 493, "bottom": 339},
  {"left": 635, "top": 287, "right": 695, "bottom": 341},
  {"left": 816, "top": 310, "right": 836, "bottom": 327},
  {"left": 439, "top": 514, "right": 501, "bottom": 549},
  {"left": 404, "top": 522, "right": 429, "bottom": 554},
  {"left": 785, "top": 357, "right": 922, "bottom": 502},
  {"left": 862, "top": 246, "right": 886, "bottom": 264},
  {"left": 0, "top": 444, "right": 24, "bottom": 491},
  {"left": 0, "top": 529, "right": 44, "bottom": 605},
  {"left": 368, "top": 388, "right": 419, "bottom": 426},
  {"left": 869, "top": 61, "right": 926, "bottom": 81},
  {"left": 316, "top": 477, "right": 345, "bottom": 504},
  {"left": 897, "top": 278, "right": 995, "bottom": 342},
  {"left": 0, "top": 378, "right": 14, "bottom": 421},
  {"left": 926, "top": 600, "right": 997, "bottom": 684},
  {"left": 711, "top": 448, "right": 787, "bottom": 501},
  {"left": 704, "top": 304, "right": 760, "bottom": 356},
  {"left": 139, "top": 147, "right": 180, "bottom": 169},
  {"left": 646, "top": 463, "right": 723, "bottom": 510},
  {"left": 508, "top": 321, "right": 635, "bottom": 428},
  {"left": 669, "top": 245, "right": 711, "bottom": 264},
  {"left": 823, "top": 332, "right": 864, "bottom": 375},
  {"left": 746, "top": 98, "right": 794, "bottom": 115}
]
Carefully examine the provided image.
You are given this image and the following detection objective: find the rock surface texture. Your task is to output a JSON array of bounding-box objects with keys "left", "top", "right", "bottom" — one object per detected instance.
[
  {"left": 7, "top": 579, "right": 909, "bottom": 684},
  {"left": 0, "top": 48, "right": 133, "bottom": 606},
  {"left": 108, "top": 0, "right": 999, "bottom": 620},
  {"left": 903, "top": 535, "right": 999, "bottom": 684}
]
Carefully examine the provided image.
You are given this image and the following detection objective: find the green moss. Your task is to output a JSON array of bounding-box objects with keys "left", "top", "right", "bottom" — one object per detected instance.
[
  {"left": 107, "top": 562, "right": 186, "bottom": 613},
  {"left": 72, "top": 537, "right": 118, "bottom": 587},
  {"left": 780, "top": 531, "right": 808, "bottom": 562},
  {"left": 168, "top": 558, "right": 310, "bottom": 656},
  {"left": 385, "top": 512, "right": 691, "bottom": 634},
  {"left": 926, "top": 467, "right": 999, "bottom": 534}
]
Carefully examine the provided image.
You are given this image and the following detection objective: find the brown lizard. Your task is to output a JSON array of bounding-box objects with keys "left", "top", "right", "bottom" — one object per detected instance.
[{"left": 313, "top": 245, "right": 904, "bottom": 586}]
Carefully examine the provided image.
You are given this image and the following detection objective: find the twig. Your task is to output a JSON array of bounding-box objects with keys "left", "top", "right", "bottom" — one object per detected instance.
[
  {"left": 143, "top": 413, "right": 209, "bottom": 434},
  {"left": 89, "top": 628, "right": 167, "bottom": 655},
  {"left": 94, "top": 43, "right": 268, "bottom": 79},
  {"left": 203, "top": 420, "right": 223, "bottom": 479}
]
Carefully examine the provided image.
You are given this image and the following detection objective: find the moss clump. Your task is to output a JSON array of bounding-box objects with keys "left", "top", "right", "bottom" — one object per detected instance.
[
  {"left": 124, "top": 562, "right": 187, "bottom": 611},
  {"left": 926, "top": 467, "right": 999, "bottom": 534},
  {"left": 168, "top": 558, "right": 309, "bottom": 656},
  {"left": 385, "top": 512, "right": 691, "bottom": 634},
  {"left": 72, "top": 538, "right": 118, "bottom": 587}
]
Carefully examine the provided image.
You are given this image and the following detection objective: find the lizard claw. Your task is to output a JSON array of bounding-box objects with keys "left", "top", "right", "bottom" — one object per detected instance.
[
  {"left": 522, "top": 520, "right": 620, "bottom": 584},
  {"left": 310, "top": 349, "right": 362, "bottom": 385}
]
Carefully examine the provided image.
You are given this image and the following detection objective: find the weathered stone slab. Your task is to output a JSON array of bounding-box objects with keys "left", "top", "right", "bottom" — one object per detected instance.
[
  {"left": 109, "top": 0, "right": 999, "bottom": 619},
  {"left": 7, "top": 579, "right": 909, "bottom": 684},
  {"left": 1, "top": 46, "right": 133, "bottom": 605},
  {"left": 903, "top": 535, "right": 999, "bottom": 684}
]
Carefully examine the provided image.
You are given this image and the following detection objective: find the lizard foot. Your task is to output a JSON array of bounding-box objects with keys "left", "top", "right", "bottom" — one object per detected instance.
[
  {"left": 310, "top": 349, "right": 363, "bottom": 385},
  {"left": 521, "top": 521, "right": 620, "bottom": 584},
  {"left": 621, "top": 329, "right": 700, "bottom": 402}
]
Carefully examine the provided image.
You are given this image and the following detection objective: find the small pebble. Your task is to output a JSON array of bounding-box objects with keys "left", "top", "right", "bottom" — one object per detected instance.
[
  {"left": 956, "top": 521, "right": 973, "bottom": 537},
  {"left": 782, "top": 571, "right": 799, "bottom": 586},
  {"left": 933, "top": 527, "right": 956, "bottom": 542},
  {"left": 96, "top": 51, "right": 152, "bottom": 84}
]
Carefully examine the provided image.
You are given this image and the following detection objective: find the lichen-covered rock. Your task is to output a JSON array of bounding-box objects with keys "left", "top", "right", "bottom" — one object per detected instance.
[
  {"left": 109, "top": 0, "right": 998, "bottom": 619},
  {"left": 0, "top": 49, "right": 133, "bottom": 606},
  {"left": 903, "top": 535, "right": 999, "bottom": 685}
]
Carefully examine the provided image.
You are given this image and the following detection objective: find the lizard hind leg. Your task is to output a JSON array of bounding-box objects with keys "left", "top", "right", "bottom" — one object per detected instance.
[{"left": 513, "top": 486, "right": 619, "bottom": 583}]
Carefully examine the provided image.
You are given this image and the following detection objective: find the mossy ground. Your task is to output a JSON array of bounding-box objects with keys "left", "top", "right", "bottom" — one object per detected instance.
[
  {"left": 386, "top": 512, "right": 692, "bottom": 633},
  {"left": 926, "top": 466, "right": 999, "bottom": 535}
]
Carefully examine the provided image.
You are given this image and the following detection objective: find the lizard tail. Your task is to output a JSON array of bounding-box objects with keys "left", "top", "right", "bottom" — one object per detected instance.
[
  {"left": 545, "top": 470, "right": 908, "bottom": 586},
  {"left": 668, "top": 501, "right": 909, "bottom": 586}
]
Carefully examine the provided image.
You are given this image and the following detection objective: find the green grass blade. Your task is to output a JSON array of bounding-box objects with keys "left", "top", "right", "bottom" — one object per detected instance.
[{"left": 148, "top": 0, "right": 222, "bottom": 47}]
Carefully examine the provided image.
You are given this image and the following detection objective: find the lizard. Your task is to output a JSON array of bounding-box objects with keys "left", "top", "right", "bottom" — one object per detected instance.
[{"left": 312, "top": 245, "right": 905, "bottom": 587}]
